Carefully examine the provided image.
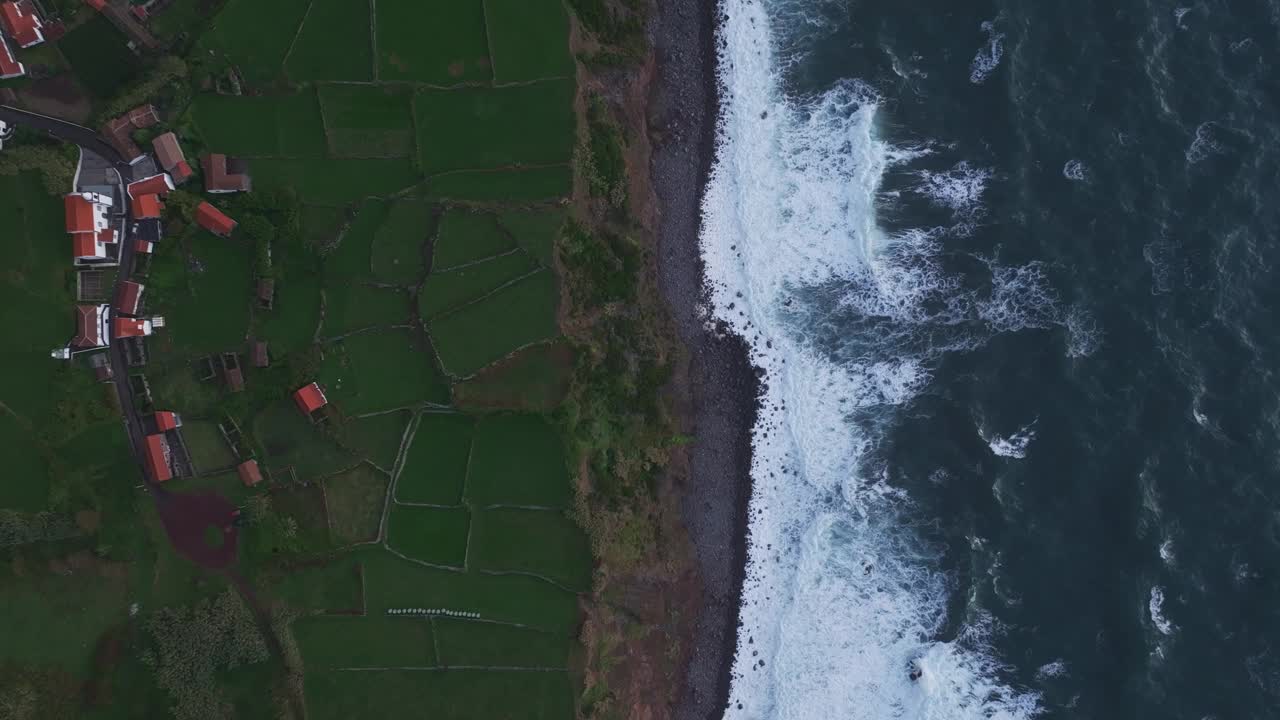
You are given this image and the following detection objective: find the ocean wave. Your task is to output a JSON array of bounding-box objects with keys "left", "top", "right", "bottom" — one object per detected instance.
[
  {"left": 1149, "top": 586, "right": 1176, "bottom": 636},
  {"left": 981, "top": 421, "right": 1038, "bottom": 459},
  {"left": 970, "top": 20, "right": 1006, "bottom": 84}
]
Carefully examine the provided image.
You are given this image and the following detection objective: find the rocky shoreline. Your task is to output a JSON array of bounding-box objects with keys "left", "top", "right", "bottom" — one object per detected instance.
[{"left": 649, "top": 1, "right": 760, "bottom": 719}]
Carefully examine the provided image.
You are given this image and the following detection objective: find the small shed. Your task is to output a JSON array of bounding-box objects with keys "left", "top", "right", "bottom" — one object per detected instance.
[
  {"left": 194, "top": 201, "right": 237, "bottom": 237},
  {"left": 237, "top": 459, "right": 262, "bottom": 487},
  {"left": 143, "top": 433, "right": 171, "bottom": 482},
  {"left": 154, "top": 410, "right": 180, "bottom": 432},
  {"left": 221, "top": 352, "right": 244, "bottom": 392},
  {"left": 293, "top": 382, "right": 328, "bottom": 417},
  {"left": 250, "top": 340, "right": 269, "bottom": 368}
]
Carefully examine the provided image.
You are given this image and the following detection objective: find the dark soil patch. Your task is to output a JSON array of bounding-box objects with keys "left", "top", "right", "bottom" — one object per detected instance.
[
  {"left": 16, "top": 74, "right": 92, "bottom": 123},
  {"left": 156, "top": 490, "right": 239, "bottom": 569}
]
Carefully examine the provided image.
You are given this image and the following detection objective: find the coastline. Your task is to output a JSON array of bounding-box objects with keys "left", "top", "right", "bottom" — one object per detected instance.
[{"left": 648, "top": 1, "right": 760, "bottom": 719}]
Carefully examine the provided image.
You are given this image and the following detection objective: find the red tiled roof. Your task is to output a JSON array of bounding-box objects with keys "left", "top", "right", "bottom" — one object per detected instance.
[
  {"left": 202, "top": 153, "right": 251, "bottom": 193},
  {"left": 144, "top": 434, "right": 172, "bottom": 482},
  {"left": 130, "top": 4, "right": 146, "bottom": 20},
  {"left": 64, "top": 194, "right": 96, "bottom": 233},
  {"left": 0, "top": 34, "right": 21, "bottom": 79},
  {"left": 72, "top": 233, "right": 99, "bottom": 259},
  {"left": 116, "top": 279, "right": 143, "bottom": 316},
  {"left": 154, "top": 411, "right": 179, "bottom": 432},
  {"left": 72, "top": 305, "right": 103, "bottom": 347},
  {"left": 135, "top": 239, "right": 154, "bottom": 254},
  {"left": 1, "top": 2, "right": 44, "bottom": 48},
  {"left": 127, "top": 104, "right": 158, "bottom": 128},
  {"left": 96, "top": 227, "right": 115, "bottom": 244},
  {"left": 131, "top": 193, "right": 163, "bottom": 219},
  {"left": 172, "top": 160, "right": 193, "bottom": 183},
  {"left": 152, "top": 132, "right": 185, "bottom": 171},
  {"left": 127, "top": 173, "right": 173, "bottom": 198},
  {"left": 251, "top": 340, "right": 268, "bottom": 367},
  {"left": 237, "top": 460, "right": 262, "bottom": 487},
  {"left": 84, "top": 0, "right": 105, "bottom": 10},
  {"left": 194, "top": 202, "right": 237, "bottom": 237},
  {"left": 112, "top": 316, "right": 148, "bottom": 338},
  {"left": 293, "top": 382, "right": 328, "bottom": 414}
]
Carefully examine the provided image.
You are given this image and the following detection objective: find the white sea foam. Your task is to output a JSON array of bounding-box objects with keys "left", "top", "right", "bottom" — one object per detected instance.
[
  {"left": 1149, "top": 586, "right": 1176, "bottom": 636},
  {"left": 1159, "top": 539, "right": 1176, "bottom": 566},
  {"left": 914, "top": 161, "right": 992, "bottom": 217},
  {"left": 1035, "top": 660, "right": 1068, "bottom": 680},
  {"left": 981, "top": 421, "right": 1037, "bottom": 459},
  {"left": 1062, "top": 159, "right": 1087, "bottom": 181},
  {"left": 1185, "top": 121, "right": 1223, "bottom": 163},
  {"left": 704, "top": 1, "right": 1050, "bottom": 717},
  {"left": 970, "top": 20, "right": 1005, "bottom": 84}
]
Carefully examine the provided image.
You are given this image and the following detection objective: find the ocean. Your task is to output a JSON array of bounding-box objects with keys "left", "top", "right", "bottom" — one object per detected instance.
[{"left": 700, "top": 0, "right": 1280, "bottom": 717}]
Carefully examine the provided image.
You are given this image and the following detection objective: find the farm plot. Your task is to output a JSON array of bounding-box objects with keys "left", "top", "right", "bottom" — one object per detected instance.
[
  {"left": 425, "top": 166, "right": 573, "bottom": 202},
  {"left": 168, "top": 230, "right": 254, "bottom": 354},
  {"left": 318, "top": 84, "right": 415, "bottom": 158},
  {"left": 266, "top": 555, "right": 363, "bottom": 613},
  {"left": 335, "top": 410, "right": 410, "bottom": 472},
  {"left": 252, "top": 158, "right": 421, "bottom": 205},
  {"left": 433, "top": 210, "right": 515, "bottom": 270},
  {"left": 319, "top": 328, "right": 450, "bottom": 414},
  {"left": 395, "top": 413, "right": 474, "bottom": 505},
  {"left": 322, "top": 282, "right": 410, "bottom": 337},
  {"left": 433, "top": 618, "right": 570, "bottom": 668},
  {"left": 324, "top": 200, "right": 387, "bottom": 278},
  {"left": 256, "top": 230, "right": 322, "bottom": 353},
  {"left": 468, "top": 509, "right": 591, "bottom": 591},
  {"left": 376, "top": 0, "right": 491, "bottom": 84},
  {"left": 429, "top": 270, "right": 559, "bottom": 377},
  {"left": 254, "top": 399, "right": 357, "bottom": 481},
  {"left": 199, "top": 0, "right": 311, "bottom": 86},
  {"left": 371, "top": 200, "right": 433, "bottom": 285},
  {"left": 414, "top": 81, "right": 576, "bottom": 173},
  {"left": 387, "top": 505, "right": 470, "bottom": 568},
  {"left": 453, "top": 341, "right": 574, "bottom": 413},
  {"left": 464, "top": 414, "right": 569, "bottom": 508},
  {"left": 294, "top": 615, "right": 435, "bottom": 669},
  {"left": 305, "top": 668, "right": 574, "bottom": 720},
  {"left": 498, "top": 209, "right": 564, "bottom": 268},
  {"left": 418, "top": 251, "right": 536, "bottom": 319},
  {"left": 484, "top": 0, "right": 574, "bottom": 83},
  {"left": 191, "top": 90, "right": 327, "bottom": 158},
  {"left": 59, "top": 15, "right": 139, "bottom": 97},
  {"left": 183, "top": 419, "right": 237, "bottom": 473},
  {"left": 147, "top": 361, "right": 224, "bottom": 416},
  {"left": 285, "top": 0, "right": 373, "bottom": 82},
  {"left": 359, "top": 548, "right": 579, "bottom": 631},
  {"left": 323, "top": 464, "right": 390, "bottom": 545}
]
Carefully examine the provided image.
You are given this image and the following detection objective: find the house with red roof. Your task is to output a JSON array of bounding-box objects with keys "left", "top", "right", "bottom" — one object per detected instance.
[
  {"left": 131, "top": 193, "right": 163, "bottom": 220},
  {"left": 127, "top": 173, "right": 174, "bottom": 199},
  {"left": 194, "top": 201, "right": 237, "bottom": 237},
  {"left": 143, "top": 433, "right": 172, "bottom": 482},
  {"left": 112, "top": 316, "right": 154, "bottom": 339},
  {"left": 65, "top": 192, "right": 119, "bottom": 265},
  {"left": 203, "top": 153, "right": 251, "bottom": 193},
  {"left": 1, "top": 1, "right": 44, "bottom": 48},
  {"left": 116, "top": 279, "right": 144, "bottom": 316},
  {"left": 151, "top": 133, "right": 192, "bottom": 184},
  {"left": 71, "top": 304, "right": 109, "bottom": 349},
  {"left": 103, "top": 105, "right": 159, "bottom": 163},
  {"left": 135, "top": 238, "right": 154, "bottom": 255},
  {"left": 154, "top": 410, "right": 181, "bottom": 432},
  {"left": 237, "top": 459, "right": 262, "bottom": 487},
  {"left": 0, "top": 34, "right": 21, "bottom": 79},
  {"left": 293, "top": 382, "right": 328, "bottom": 418},
  {"left": 84, "top": 0, "right": 105, "bottom": 11}
]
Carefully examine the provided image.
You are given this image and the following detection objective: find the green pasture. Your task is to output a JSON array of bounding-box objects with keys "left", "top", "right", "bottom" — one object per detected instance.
[
  {"left": 323, "top": 464, "right": 389, "bottom": 545},
  {"left": 434, "top": 619, "right": 570, "bottom": 668},
  {"left": 419, "top": 250, "right": 536, "bottom": 319},
  {"left": 0, "top": 414, "right": 47, "bottom": 510},
  {"left": 387, "top": 504, "right": 470, "bottom": 567},
  {"left": 375, "top": 0, "right": 491, "bottom": 84},
  {"left": 429, "top": 270, "right": 559, "bottom": 377},
  {"left": 336, "top": 410, "right": 410, "bottom": 472},
  {"left": 59, "top": 14, "right": 139, "bottom": 97},
  {"left": 285, "top": 0, "right": 373, "bottom": 82},
  {"left": 295, "top": 615, "right": 435, "bottom": 669},
  {"left": 200, "top": 0, "right": 310, "bottom": 86},
  {"left": 192, "top": 91, "right": 327, "bottom": 157},
  {"left": 318, "top": 84, "right": 415, "bottom": 158},
  {"left": 255, "top": 230, "right": 322, "bottom": 354},
  {"left": 465, "top": 414, "right": 569, "bottom": 508},
  {"left": 167, "top": 229, "right": 253, "bottom": 354},
  {"left": 252, "top": 158, "right": 421, "bottom": 205},
  {"left": 433, "top": 209, "right": 515, "bottom": 270},
  {"left": 266, "top": 555, "right": 363, "bottom": 613},
  {"left": 322, "top": 282, "right": 410, "bottom": 337},
  {"left": 305, "top": 668, "right": 574, "bottom": 720},
  {"left": 469, "top": 509, "right": 591, "bottom": 591},
  {"left": 0, "top": 569, "right": 131, "bottom": 676},
  {"left": 319, "top": 328, "right": 450, "bottom": 414},
  {"left": 371, "top": 199, "right": 432, "bottom": 285},
  {"left": 147, "top": 360, "right": 223, "bottom": 417},
  {"left": 395, "top": 412, "right": 474, "bottom": 505},
  {"left": 484, "top": 0, "right": 574, "bottom": 83},
  {"left": 183, "top": 419, "right": 237, "bottom": 473},
  {"left": 499, "top": 209, "right": 564, "bottom": 268},
  {"left": 453, "top": 341, "right": 573, "bottom": 413},
  {"left": 425, "top": 166, "right": 573, "bottom": 202},
  {"left": 325, "top": 199, "right": 387, "bottom": 278},
  {"left": 414, "top": 81, "right": 576, "bottom": 173},
  {"left": 254, "top": 398, "right": 356, "bottom": 481}
]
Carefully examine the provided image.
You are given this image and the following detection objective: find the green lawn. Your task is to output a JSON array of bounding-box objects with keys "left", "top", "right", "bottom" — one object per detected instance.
[
  {"left": 433, "top": 210, "right": 515, "bottom": 270},
  {"left": 469, "top": 509, "right": 591, "bottom": 591},
  {"left": 429, "top": 270, "right": 559, "bottom": 377},
  {"left": 320, "top": 328, "right": 450, "bottom": 414},
  {"left": 425, "top": 166, "right": 573, "bottom": 202},
  {"left": 386, "top": 504, "right": 470, "bottom": 567},
  {"left": 318, "top": 84, "right": 415, "bottom": 158},
  {"left": 199, "top": 0, "right": 311, "bottom": 86},
  {"left": 433, "top": 618, "right": 570, "bottom": 668},
  {"left": 305, "top": 668, "right": 574, "bottom": 720},
  {"left": 59, "top": 15, "right": 139, "bottom": 97},
  {"left": 183, "top": 419, "right": 237, "bottom": 473},
  {"left": 483, "top": 0, "right": 574, "bottom": 83},
  {"left": 294, "top": 615, "right": 435, "bottom": 669},
  {"left": 323, "top": 464, "right": 389, "bottom": 545},
  {"left": 322, "top": 282, "right": 411, "bottom": 337},
  {"left": 375, "top": 0, "right": 492, "bottom": 84},
  {"left": 371, "top": 200, "right": 432, "bottom": 285},
  {"left": 284, "top": 0, "right": 374, "bottom": 82},
  {"left": 335, "top": 410, "right": 410, "bottom": 472},
  {"left": 415, "top": 81, "right": 576, "bottom": 173},
  {"left": 419, "top": 251, "right": 537, "bottom": 319},
  {"left": 464, "top": 414, "right": 570, "bottom": 508},
  {"left": 168, "top": 229, "right": 253, "bottom": 354},
  {"left": 395, "top": 412, "right": 474, "bottom": 505}
]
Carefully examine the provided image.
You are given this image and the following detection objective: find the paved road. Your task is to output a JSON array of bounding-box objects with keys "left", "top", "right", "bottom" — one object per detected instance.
[{"left": 1, "top": 104, "right": 149, "bottom": 474}]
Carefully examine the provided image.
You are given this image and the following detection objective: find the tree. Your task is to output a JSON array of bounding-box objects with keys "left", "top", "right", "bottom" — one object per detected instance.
[{"left": 0, "top": 145, "right": 77, "bottom": 195}]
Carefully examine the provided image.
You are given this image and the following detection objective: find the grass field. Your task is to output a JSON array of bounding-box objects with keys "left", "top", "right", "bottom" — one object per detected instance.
[
  {"left": 419, "top": 251, "right": 536, "bottom": 319},
  {"left": 425, "top": 166, "right": 573, "bottom": 202},
  {"left": 336, "top": 410, "right": 410, "bottom": 472},
  {"left": 305, "top": 668, "right": 573, "bottom": 720},
  {"left": 376, "top": 0, "right": 491, "bottom": 84},
  {"left": 414, "top": 81, "right": 576, "bottom": 173},
  {"left": 429, "top": 270, "right": 560, "bottom": 377},
  {"left": 256, "top": 229, "right": 322, "bottom": 353},
  {"left": 433, "top": 210, "right": 516, "bottom": 270},
  {"left": 323, "top": 464, "right": 389, "bottom": 545},
  {"left": 267, "top": 555, "right": 363, "bottom": 613},
  {"left": 499, "top": 209, "right": 564, "bottom": 268},
  {"left": 386, "top": 505, "right": 470, "bottom": 567},
  {"left": 318, "top": 84, "right": 415, "bottom": 158},
  {"left": 395, "top": 413, "right": 474, "bottom": 505},
  {"left": 371, "top": 200, "right": 432, "bottom": 285},
  {"left": 255, "top": 398, "right": 357, "bottom": 481},
  {"left": 167, "top": 229, "right": 253, "bottom": 354},
  {"left": 453, "top": 341, "right": 573, "bottom": 413},
  {"left": 183, "top": 419, "right": 237, "bottom": 473},
  {"left": 483, "top": 0, "right": 575, "bottom": 83},
  {"left": 324, "top": 200, "right": 387, "bottom": 278},
  {"left": 59, "top": 15, "right": 139, "bottom": 97},
  {"left": 464, "top": 414, "right": 570, "bottom": 508},
  {"left": 322, "top": 282, "right": 411, "bottom": 336},
  {"left": 284, "top": 0, "right": 374, "bottom": 82},
  {"left": 469, "top": 509, "right": 591, "bottom": 590},
  {"left": 200, "top": 0, "right": 310, "bottom": 86},
  {"left": 0, "top": 568, "right": 131, "bottom": 675},
  {"left": 295, "top": 615, "right": 435, "bottom": 669},
  {"left": 252, "top": 158, "right": 421, "bottom": 205},
  {"left": 433, "top": 618, "right": 570, "bottom": 668},
  {"left": 320, "top": 328, "right": 450, "bottom": 414}
]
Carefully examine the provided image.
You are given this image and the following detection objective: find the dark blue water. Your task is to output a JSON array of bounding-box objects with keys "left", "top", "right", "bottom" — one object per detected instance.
[{"left": 704, "top": 0, "right": 1280, "bottom": 717}]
